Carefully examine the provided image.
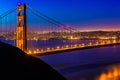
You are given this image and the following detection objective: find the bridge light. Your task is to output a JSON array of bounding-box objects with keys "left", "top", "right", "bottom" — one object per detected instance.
[
  {"left": 118, "top": 40, "right": 120, "bottom": 43},
  {"left": 52, "top": 48, "right": 54, "bottom": 50},
  {"left": 71, "top": 45, "right": 73, "bottom": 48},
  {"left": 100, "top": 41, "right": 104, "bottom": 45},
  {"left": 65, "top": 45, "right": 69, "bottom": 48},
  {"left": 41, "top": 49, "right": 44, "bottom": 52},
  {"left": 57, "top": 46, "right": 60, "bottom": 49},
  {"left": 95, "top": 42, "right": 99, "bottom": 45},
  {"left": 113, "top": 40, "right": 116, "bottom": 43},
  {"left": 81, "top": 43, "right": 85, "bottom": 47},
  {"left": 28, "top": 50, "right": 32, "bottom": 54},
  {"left": 107, "top": 40, "right": 110, "bottom": 44},
  {"left": 33, "top": 51, "right": 37, "bottom": 54},
  {"left": 70, "top": 36, "right": 73, "bottom": 39},
  {"left": 37, "top": 49, "right": 39, "bottom": 51},
  {"left": 61, "top": 47, "right": 64, "bottom": 49},
  {"left": 79, "top": 44, "right": 81, "bottom": 47},
  {"left": 74, "top": 44, "right": 77, "bottom": 47},
  {"left": 89, "top": 42, "right": 92, "bottom": 46},
  {"left": 47, "top": 48, "right": 50, "bottom": 51}
]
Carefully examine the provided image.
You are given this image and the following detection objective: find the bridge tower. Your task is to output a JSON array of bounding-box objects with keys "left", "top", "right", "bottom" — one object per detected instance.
[{"left": 16, "top": 3, "right": 27, "bottom": 51}]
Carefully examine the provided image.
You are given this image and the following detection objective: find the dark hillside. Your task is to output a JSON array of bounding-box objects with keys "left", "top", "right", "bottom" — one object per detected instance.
[{"left": 0, "top": 41, "right": 66, "bottom": 80}]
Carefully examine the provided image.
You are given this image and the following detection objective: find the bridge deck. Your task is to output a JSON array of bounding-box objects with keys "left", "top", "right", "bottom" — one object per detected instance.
[{"left": 27, "top": 40, "right": 120, "bottom": 56}]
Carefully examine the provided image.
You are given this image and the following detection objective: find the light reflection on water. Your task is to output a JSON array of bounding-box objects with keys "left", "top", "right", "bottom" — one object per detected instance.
[{"left": 96, "top": 64, "right": 120, "bottom": 80}]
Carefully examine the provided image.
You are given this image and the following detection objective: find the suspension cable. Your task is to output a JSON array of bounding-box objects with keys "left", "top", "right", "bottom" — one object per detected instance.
[
  {"left": 0, "top": 7, "right": 17, "bottom": 20},
  {"left": 26, "top": 4, "right": 78, "bottom": 32}
]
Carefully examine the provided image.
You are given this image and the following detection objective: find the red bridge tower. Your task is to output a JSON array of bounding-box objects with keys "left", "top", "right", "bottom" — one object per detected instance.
[{"left": 16, "top": 3, "right": 27, "bottom": 51}]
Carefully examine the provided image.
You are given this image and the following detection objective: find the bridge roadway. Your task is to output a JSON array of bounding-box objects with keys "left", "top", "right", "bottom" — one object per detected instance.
[{"left": 26, "top": 40, "right": 120, "bottom": 56}]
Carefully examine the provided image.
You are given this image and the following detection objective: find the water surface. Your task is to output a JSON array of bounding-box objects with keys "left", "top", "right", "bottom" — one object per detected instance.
[{"left": 37, "top": 45, "right": 120, "bottom": 80}]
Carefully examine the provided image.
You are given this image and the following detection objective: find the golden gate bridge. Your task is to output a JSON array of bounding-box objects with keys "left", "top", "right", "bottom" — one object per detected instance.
[{"left": 0, "top": 3, "right": 120, "bottom": 55}]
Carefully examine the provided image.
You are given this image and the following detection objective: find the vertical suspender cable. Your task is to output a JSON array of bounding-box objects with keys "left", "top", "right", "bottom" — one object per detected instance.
[{"left": 0, "top": 16, "right": 2, "bottom": 34}]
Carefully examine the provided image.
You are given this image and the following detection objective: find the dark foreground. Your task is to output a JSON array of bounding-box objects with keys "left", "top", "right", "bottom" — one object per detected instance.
[{"left": 0, "top": 41, "right": 66, "bottom": 80}]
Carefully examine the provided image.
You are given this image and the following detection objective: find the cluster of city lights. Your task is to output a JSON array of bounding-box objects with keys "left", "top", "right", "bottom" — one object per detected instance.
[{"left": 26, "top": 39, "right": 120, "bottom": 55}]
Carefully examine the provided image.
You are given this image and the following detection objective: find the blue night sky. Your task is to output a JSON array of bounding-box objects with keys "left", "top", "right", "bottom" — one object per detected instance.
[{"left": 1, "top": 0, "right": 120, "bottom": 31}]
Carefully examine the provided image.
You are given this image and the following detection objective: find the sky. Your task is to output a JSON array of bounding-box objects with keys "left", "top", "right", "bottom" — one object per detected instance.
[{"left": 1, "top": 0, "right": 120, "bottom": 31}]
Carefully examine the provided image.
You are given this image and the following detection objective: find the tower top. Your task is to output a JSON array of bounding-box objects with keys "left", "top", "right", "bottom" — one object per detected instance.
[
  {"left": 18, "top": 2, "right": 26, "bottom": 6},
  {"left": 18, "top": 2, "right": 21, "bottom": 6}
]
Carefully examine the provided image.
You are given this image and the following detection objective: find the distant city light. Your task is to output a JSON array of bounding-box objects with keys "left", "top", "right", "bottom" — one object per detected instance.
[
  {"left": 60, "top": 26, "right": 64, "bottom": 29},
  {"left": 66, "top": 25, "right": 70, "bottom": 28}
]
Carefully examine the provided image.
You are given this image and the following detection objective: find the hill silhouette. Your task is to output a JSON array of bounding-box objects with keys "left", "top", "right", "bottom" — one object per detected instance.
[{"left": 0, "top": 41, "right": 66, "bottom": 80}]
